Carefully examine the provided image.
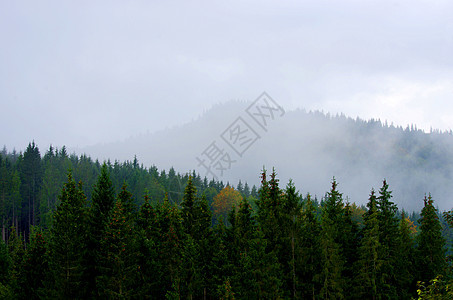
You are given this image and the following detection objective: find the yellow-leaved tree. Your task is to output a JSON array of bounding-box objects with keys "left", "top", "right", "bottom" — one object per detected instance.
[{"left": 212, "top": 185, "right": 242, "bottom": 221}]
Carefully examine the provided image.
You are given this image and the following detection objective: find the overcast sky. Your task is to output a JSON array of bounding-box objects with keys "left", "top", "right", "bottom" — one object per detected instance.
[{"left": 1, "top": 0, "right": 452, "bottom": 151}]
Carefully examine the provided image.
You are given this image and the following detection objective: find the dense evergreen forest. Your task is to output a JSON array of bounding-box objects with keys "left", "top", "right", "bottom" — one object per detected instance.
[{"left": 1, "top": 142, "right": 453, "bottom": 298}]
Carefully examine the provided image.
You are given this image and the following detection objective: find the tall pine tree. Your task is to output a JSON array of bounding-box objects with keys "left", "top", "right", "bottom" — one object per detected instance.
[
  {"left": 354, "top": 190, "right": 382, "bottom": 300},
  {"left": 298, "top": 194, "right": 322, "bottom": 299},
  {"left": 376, "top": 179, "right": 399, "bottom": 298},
  {"left": 49, "top": 171, "right": 87, "bottom": 298},
  {"left": 84, "top": 163, "right": 116, "bottom": 297},
  {"left": 319, "top": 179, "right": 344, "bottom": 299},
  {"left": 416, "top": 195, "right": 446, "bottom": 284}
]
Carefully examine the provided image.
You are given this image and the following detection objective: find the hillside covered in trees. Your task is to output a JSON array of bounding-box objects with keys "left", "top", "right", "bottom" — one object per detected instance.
[
  {"left": 1, "top": 142, "right": 453, "bottom": 298},
  {"left": 80, "top": 101, "right": 453, "bottom": 211}
]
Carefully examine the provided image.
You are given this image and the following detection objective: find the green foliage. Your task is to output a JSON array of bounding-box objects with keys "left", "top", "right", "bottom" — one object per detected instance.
[
  {"left": 19, "top": 142, "right": 43, "bottom": 230},
  {"left": 84, "top": 163, "right": 116, "bottom": 297},
  {"left": 18, "top": 226, "right": 49, "bottom": 299},
  {"left": 7, "top": 226, "right": 25, "bottom": 294},
  {"left": 181, "top": 176, "right": 198, "bottom": 236},
  {"left": 298, "top": 194, "right": 322, "bottom": 299},
  {"left": 319, "top": 178, "right": 345, "bottom": 299},
  {"left": 219, "top": 278, "right": 235, "bottom": 300},
  {"left": 49, "top": 171, "right": 87, "bottom": 298},
  {"left": 0, "top": 238, "right": 10, "bottom": 286},
  {"left": 354, "top": 190, "right": 382, "bottom": 299},
  {"left": 376, "top": 179, "right": 399, "bottom": 298},
  {"left": 396, "top": 212, "right": 417, "bottom": 298},
  {"left": 97, "top": 194, "right": 138, "bottom": 299},
  {"left": 320, "top": 215, "right": 344, "bottom": 299},
  {"left": 416, "top": 275, "right": 453, "bottom": 299},
  {"left": 417, "top": 195, "right": 447, "bottom": 284},
  {"left": 1, "top": 144, "right": 453, "bottom": 299}
]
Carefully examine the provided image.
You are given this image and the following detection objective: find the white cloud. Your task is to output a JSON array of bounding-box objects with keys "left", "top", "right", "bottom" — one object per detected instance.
[{"left": 0, "top": 0, "right": 452, "bottom": 149}]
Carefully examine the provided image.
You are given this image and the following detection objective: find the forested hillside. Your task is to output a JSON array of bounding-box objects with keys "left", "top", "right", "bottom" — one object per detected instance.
[
  {"left": 0, "top": 142, "right": 240, "bottom": 240},
  {"left": 80, "top": 101, "right": 453, "bottom": 211},
  {"left": 1, "top": 142, "right": 453, "bottom": 298}
]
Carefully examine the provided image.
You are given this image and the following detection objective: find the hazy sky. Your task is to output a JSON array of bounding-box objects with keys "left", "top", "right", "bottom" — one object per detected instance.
[{"left": 1, "top": 0, "right": 452, "bottom": 151}]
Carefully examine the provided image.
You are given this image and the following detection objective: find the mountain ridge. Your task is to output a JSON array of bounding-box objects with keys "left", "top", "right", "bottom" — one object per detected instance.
[{"left": 77, "top": 101, "right": 453, "bottom": 211}]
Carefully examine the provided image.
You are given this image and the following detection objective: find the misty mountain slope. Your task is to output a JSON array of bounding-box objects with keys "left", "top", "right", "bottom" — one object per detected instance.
[{"left": 79, "top": 101, "right": 453, "bottom": 211}]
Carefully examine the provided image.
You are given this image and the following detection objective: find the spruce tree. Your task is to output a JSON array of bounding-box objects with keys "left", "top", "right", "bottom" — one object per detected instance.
[
  {"left": 49, "top": 171, "right": 87, "bottom": 298},
  {"left": 341, "top": 201, "right": 360, "bottom": 293},
  {"left": 84, "top": 163, "right": 116, "bottom": 297},
  {"left": 193, "top": 194, "right": 218, "bottom": 298},
  {"left": 180, "top": 176, "right": 218, "bottom": 298},
  {"left": 230, "top": 197, "right": 283, "bottom": 298},
  {"left": 7, "top": 226, "right": 24, "bottom": 294},
  {"left": 416, "top": 195, "right": 446, "bottom": 284},
  {"left": 0, "top": 237, "right": 10, "bottom": 296},
  {"left": 395, "top": 212, "right": 416, "bottom": 299},
  {"left": 0, "top": 237, "right": 9, "bottom": 286},
  {"left": 18, "top": 226, "right": 49, "bottom": 299},
  {"left": 256, "top": 169, "right": 298, "bottom": 297},
  {"left": 320, "top": 219, "right": 344, "bottom": 300},
  {"left": 376, "top": 179, "right": 399, "bottom": 298},
  {"left": 181, "top": 176, "right": 197, "bottom": 237},
  {"left": 319, "top": 179, "right": 344, "bottom": 299},
  {"left": 136, "top": 192, "right": 160, "bottom": 296},
  {"left": 97, "top": 194, "right": 138, "bottom": 298},
  {"left": 160, "top": 199, "right": 184, "bottom": 297},
  {"left": 354, "top": 190, "right": 382, "bottom": 300},
  {"left": 282, "top": 180, "right": 302, "bottom": 299},
  {"left": 298, "top": 194, "right": 322, "bottom": 299},
  {"left": 19, "top": 141, "right": 42, "bottom": 233}
]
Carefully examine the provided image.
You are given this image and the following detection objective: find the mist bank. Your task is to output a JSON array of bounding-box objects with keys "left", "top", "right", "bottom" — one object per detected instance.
[{"left": 78, "top": 101, "right": 453, "bottom": 211}]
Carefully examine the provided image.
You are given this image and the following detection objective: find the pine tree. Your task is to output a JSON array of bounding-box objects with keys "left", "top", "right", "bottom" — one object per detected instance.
[
  {"left": 0, "top": 237, "right": 9, "bottom": 285},
  {"left": 19, "top": 141, "right": 42, "bottom": 234},
  {"left": 341, "top": 201, "right": 360, "bottom": 294},
  {"left": 97, "top": 191, "right": 138, "bottom": 299},
  {"left": 376, "top": 179, "right": 399, "bottom": 298},
  {"left": 179, "top": 235, "right": 201, "bottom": 299},
  {"left": 319, "top": 179, "right": 344, "bottom": 299},
  {"left": 230, "top": 197, "right": 283, "bottom": 298},
  {"left": 255, "top": 168, "right": 282, "bottom": 253},
  {"left": 243, "top": 182, "right": 251, "bottom": 198},
  {"left": 298, "top": 194, "right": 322, "bottom": 299},
  {"left": 135, "top": 192, "right": 161, "bottom": 296},
  {"left": 39, "top": 146, "right": 72, "bottom": 228},
  {"left": 49, "top": 171, "right": 87, "bottom": 298},
  {"left": 181, "top": 176, "right": 198, "bottom": 237},
  {"left": 84, "top": 163, "right": 116, "bottom": 297},
  {"left": 395, "top": 212, "right": 416, "bottom": 299},
  {"left": 7, "top": 226, "right": 24, "bottom": 294},
  {"left": 256, "top": 168, "right": 296, "bottom": 296},
  {"left": 0, "top": 237, "right": 10, "bottom": 296},
  {"left": 18, "top": 226, "right": 49, "bottom": 299},
  {"left": 160, "top": 200, "right": 184, "bottom": 297},
  {"left": 354, "top": 190, "right": 382, "bottom": 300},
  {"left": 320, "top": 218, "right": 344, "bottom": 300},
  {"left": 193, "top": 194, "right": 218, "bottom": 298},
  {"left": 282, "top": 179, "right": 302, "bottom": 299},
  {"left": 322, "top": 178, "right": 344, "bottom": 231},
  {"left": 416, "top": 195, "right": 446, "bottom": 284}
]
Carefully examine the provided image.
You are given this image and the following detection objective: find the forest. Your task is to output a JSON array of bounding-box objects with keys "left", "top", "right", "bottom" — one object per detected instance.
[{"left": 1, "top": 142, "right": 453, "bottom": 299}]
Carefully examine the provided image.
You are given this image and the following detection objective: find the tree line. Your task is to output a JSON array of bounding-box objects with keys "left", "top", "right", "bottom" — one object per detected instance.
[
  {"left": 1, "top": 142, "right": 453, "bottom": 298},
  {"left": 1, "top": 142, "right": 253, "bottom": 241}
]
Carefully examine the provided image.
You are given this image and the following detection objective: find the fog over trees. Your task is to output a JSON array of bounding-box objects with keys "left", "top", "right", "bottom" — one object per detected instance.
[{"left": 80, "top": 101, "right": 453, "bottom": 211}]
